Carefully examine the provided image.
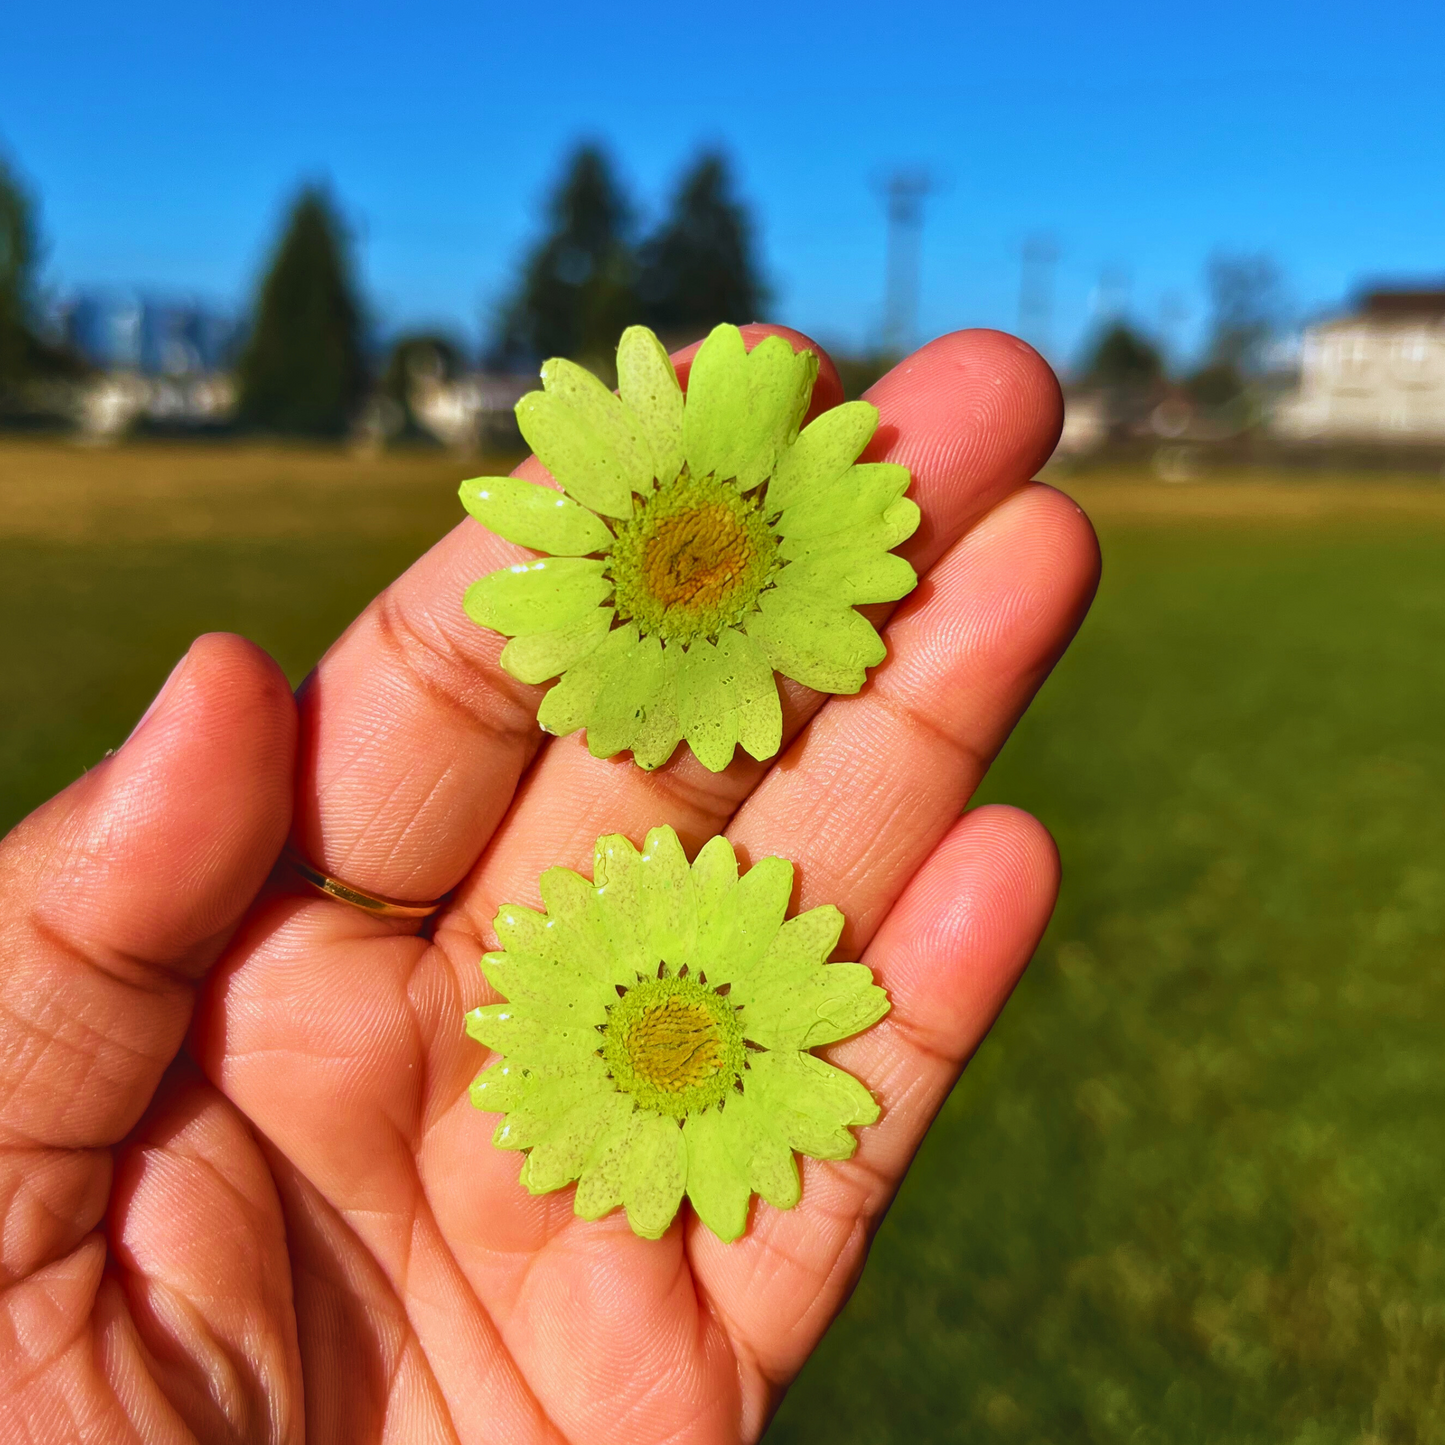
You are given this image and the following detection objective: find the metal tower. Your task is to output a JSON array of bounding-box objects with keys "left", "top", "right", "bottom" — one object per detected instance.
[
  {"left": 877, "top": 169, "right": 934, "bottom": 356},
  {"left": 1018, "top": 234, "right": 1060, "bottom": 361}
]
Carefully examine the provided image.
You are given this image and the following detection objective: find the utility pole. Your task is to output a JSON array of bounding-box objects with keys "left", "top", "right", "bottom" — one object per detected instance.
[
  {"left": 1018, "top": 234, "right": 1059, "bottom": 360},
  {"left": 877, "top": 169, "right": 934, "bottom": 356}
]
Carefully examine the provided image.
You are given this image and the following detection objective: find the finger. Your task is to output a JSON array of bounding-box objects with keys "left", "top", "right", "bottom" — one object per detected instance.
[
  {"left": 287, "top": 325, "right": 848, "bottom": 907},
  {"left": 726, "top": 481, "right": 1098, "bottom": 947},
  {"left": 441, "top": 329, "right": 1063, "bottom": 937},
  {"left": 690, "top": 806, "right": 1060, "bottom": 1410},
  {"left": 0, "top": 632, "right": 294, "bottom": 1287}
]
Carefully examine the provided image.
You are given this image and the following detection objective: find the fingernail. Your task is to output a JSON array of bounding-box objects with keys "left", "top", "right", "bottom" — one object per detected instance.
[{"left": 125, "top": 646, "right": 193, "bottom": 746}]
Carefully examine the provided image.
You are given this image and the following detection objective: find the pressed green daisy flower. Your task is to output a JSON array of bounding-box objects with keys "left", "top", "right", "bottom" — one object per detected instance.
[
  {"left": 459, "top": 323, "right": 919, "bottom": 772},
  {"left": 466, "top": 825, "right": 889, "bottom": 1241}
]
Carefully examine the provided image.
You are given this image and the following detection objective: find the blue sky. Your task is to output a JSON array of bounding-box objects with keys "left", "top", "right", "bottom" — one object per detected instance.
[{"left": 5, "top": 0, "right": 1445, "bottom": 370}]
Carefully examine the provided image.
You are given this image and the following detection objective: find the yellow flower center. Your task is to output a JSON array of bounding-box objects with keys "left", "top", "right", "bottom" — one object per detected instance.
[
  {"left": 641, "top": 504, "right": 754, "bottom": 612},
  {"left": 624, "top": 993, "right": 724, "bottom": 1094},
  {"left": 601, "top": 974, "right": 746, "bottom": 1118},
  {"left": 609, "top": 469, "right": 778, "bottom": 644}
]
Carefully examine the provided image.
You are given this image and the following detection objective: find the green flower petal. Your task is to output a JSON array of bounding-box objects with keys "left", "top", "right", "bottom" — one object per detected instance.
[
  {"left": 725, "top": 627, "right": 784, "bottom": 764},
  {"left": 746, "top": 590, "right": 885, "bottom": 694},
  {"left": 459, "top": 475, "right": 614, "bottom": 556},
  {"left": 675, "top": 627, "right": 781, "bottom": 773},
  {"left": 675, "top": 636, "right": 734, "bottom": 773},
  {"left": 515, "top": 358, "right": 652, "bottom": 519},
  {"left": 519, "top": 1090, "right": 633, "bottom": 1194},
  {"left": 694, "top": 853, "right": 794, "bottom": 987},
  {"left": 536, "top": 622, "right": 636, "bottom": 737},
  {"left": 689, "top": 834, "right": 738, "bottom": 934},
  {"left": 592, "top": 832, "right": 659, "bottom": 977},
  {"left": 617, "top": 325, "right": 684, "bottom": 486},
  {"left": 469, "top": 1060, "right": 533, "bottom": 1114},
  {"left": 687, "top": 1092, "right": 800, "bottom": 1230},
  {"left": 480, "top": 951, "right": 612, "bottom": 1027},
  {"left": 465, "top": 1002, "right": 601, "bottom": 1069},
  {"left": 750, "top": 904, "right": 845, "bottom": 985},
  {"left": 629, "top": 642, "right": 683, "bottom": 770},
  {"left": 573, "top": 1109, "right": 637, "bottom": 1220},
  {"left": 463, "top": 558, "right": 610, "bottom": 637},
  {"left": 500, "top": 607, "right": 613, "bottom": 686},
  {"left": 767, "top": 400, "right": 879, "bottom": 516},
  {"left": 774, "top": 462, "right": 911, "bottom": 542},
  {"left": 773, "top": 548, "right": 917, "bottom": 606},
  {"left": 780, "top": 498, "right": 920, "bottom": 564},
  {"left": 683, "top": 1105, "right": 752, "bottom": 1242},
  {"left": 734, "top": 334, "right": 817, "bottom": 490},
  {"left": 587, "top": 631, "right": 665, "bottom": 759},
  {"left": 681, "top": 324, "right": 749, "bottom": 483},
  {"left": 492, "top": 1068, "right": 611, "bottom": 1150},
  {"left": 738, "top": 959, "right": 889, "bottom": 1051},
  {"left": 744, "top": 1050, "right": 879, "bottom": 1157},
  {"left": 637, "top": 824, "right": 698, "bottom": 966},
  {"left": 729, "top": 1091, "right": 802, "bottom": 1210},
  {"left": 494, "top": 901, "right": 593, "bottom": 972},
  {"left": 620, "top": 1113, "right": 689, "bottom": 1239},
  {"left": 573, "top": 1110, "right": 689, "bottom": 1238},
  {"left": 681, "top": 325, "right": 815, "bottom": 489},
  {"left": 537, "top": 865, "right": 636, "bottom": 989}
]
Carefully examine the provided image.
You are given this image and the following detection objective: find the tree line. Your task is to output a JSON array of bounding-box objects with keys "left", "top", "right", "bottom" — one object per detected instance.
[
  {"left": 240, "top": 143, "right": 771, "bottom": 436},
  {"left": 2, "top": 133, "right": 1288, "bottom": 438},
  {"left": 0, "top": 141, "right": 768, "bottom": 437},
  {"left": 1079, "top": 254, "right": 1287, "bottom": 408}
]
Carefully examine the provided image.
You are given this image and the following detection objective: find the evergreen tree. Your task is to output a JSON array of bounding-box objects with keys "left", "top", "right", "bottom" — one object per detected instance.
[
  {"left": 0, "top": 154, "right": 41, "bottom": 399},
  {"left": 492, "top": 145, "right": 639, "bottom": 372},
  {"left": 237, "top": 187, "right": 368, "bottom": 437},
  {"left": 1080, "top": 322, "right": 1164, "bottom": 390},
  {"left": 638, "top": 152, "right": 768, "bottom": 340}
]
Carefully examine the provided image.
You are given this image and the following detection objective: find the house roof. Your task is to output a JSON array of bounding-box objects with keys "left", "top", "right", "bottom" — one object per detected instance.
[{"left": 1357, "top": 287, "right": 1445, "bottom": 319}]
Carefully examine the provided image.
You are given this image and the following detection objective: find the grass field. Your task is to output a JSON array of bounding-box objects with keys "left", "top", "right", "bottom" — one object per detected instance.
[{"left": 3, "top": 441, "right": 1444, "bottom": 1442}]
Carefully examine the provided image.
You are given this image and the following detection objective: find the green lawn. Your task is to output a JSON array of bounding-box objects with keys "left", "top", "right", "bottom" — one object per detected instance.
[
  {"left": 3, "top": 445, "right": 1443, "bottom": 1441},
  {"left": 770, "top": 496, "right": 1445, "bottom": 1445}
]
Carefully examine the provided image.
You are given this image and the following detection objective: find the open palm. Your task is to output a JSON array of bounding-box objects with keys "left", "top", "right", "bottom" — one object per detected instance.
[{"left": 1, "top": 328, "right": 1098, "bottom": 1444}]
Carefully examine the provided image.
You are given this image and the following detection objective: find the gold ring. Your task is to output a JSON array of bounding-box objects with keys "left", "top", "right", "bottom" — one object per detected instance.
[{"left": 284, "top": 846, "right": 450, "bottom": 919}]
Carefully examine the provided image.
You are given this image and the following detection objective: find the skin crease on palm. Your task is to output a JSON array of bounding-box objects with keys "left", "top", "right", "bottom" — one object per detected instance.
[{"left": 0, "top": 326, "right": 1100, "bottom": 1445}]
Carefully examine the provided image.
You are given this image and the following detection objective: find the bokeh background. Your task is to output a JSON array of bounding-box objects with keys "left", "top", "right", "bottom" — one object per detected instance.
[{"left": 4, "top": 2, "right": 1445, "bottom": 1440}]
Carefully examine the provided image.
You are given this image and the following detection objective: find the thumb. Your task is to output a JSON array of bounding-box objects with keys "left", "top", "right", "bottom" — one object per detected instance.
[{"left": 0, "top": 632, "right": 295, "bottom": 1286}]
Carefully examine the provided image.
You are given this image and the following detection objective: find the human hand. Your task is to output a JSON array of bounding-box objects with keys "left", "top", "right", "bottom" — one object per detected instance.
[{"left": 1, "top": 328, "right": 1099, "bottom": 1443}]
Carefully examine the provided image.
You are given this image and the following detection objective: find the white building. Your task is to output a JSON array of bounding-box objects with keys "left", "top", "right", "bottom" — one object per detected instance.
[{"left": 1273, "top": 290, "right": 1445, "bottom": 442}]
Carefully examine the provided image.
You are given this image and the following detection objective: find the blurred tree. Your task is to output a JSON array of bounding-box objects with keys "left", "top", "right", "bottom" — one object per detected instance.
[
  {"left": 1080, "top": 322, "right": 1164, "bottom": 390},
  {"left": 1185, "top": 361, "right": 1245, "bottom": 408},
  {"left": 833, "top": 351, "right": 899, "bottom": 401},
  {"left": 637, "top": 152, "right": 768, "bottom": 341},
  {"left": 0, "top": 154, "right": 39, "bottom": 398},
  {"left": 492, "top": 145, "right": 639, "bottom": 375},
  {"left": 0, "top": 152, "right": 82, "bottom": 409},
  {"left": 381, "top": 332, "right": 465, "bottom": 441},
  {"left": 237, "top": 187, "right": 368, "bottom": 437},
  {"left": 1204, "top": 252, "right": 1284, "bottom": 376}
]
